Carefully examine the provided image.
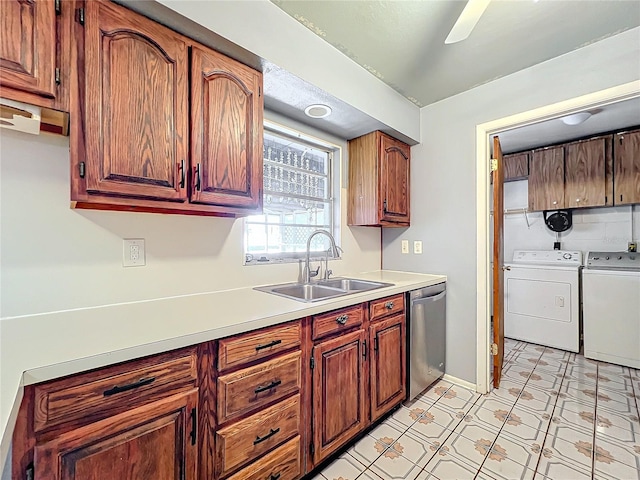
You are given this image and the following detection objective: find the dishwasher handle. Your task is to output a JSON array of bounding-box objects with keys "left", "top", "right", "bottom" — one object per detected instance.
[{"left": 411, "top": 291, "right": 445, "bottom": 305}]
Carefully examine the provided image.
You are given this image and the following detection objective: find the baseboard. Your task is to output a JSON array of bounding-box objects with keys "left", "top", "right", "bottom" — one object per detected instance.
[{"left": 442, "top": 374, "right": 477, "bottom": 391}]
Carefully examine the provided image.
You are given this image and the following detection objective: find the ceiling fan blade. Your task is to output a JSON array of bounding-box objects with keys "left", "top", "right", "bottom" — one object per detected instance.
[{"left": 445, "top": 0, "right": 491, "bottom": 44}]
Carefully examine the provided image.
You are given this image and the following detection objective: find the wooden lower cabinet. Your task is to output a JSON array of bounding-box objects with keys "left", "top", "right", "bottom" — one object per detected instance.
[
  {"left": 370, "top": 314, "right": 406, "bottom": 422},
  {"left": 226, "top": 436, "right": 301, "bottom": 480},
  {"left": 312, "top": 329, "right": 367, "bottom": 464},
  {"left": 34, "top": 389, "right": 198, "bottom": 480}
]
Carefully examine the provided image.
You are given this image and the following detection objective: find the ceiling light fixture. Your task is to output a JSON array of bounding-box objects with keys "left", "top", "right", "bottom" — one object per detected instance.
[
  {"left": 304, "top": 104, "right": 332, "bottom": 119},
  {"left": 561, "top": 112, "right": 592, "bottom": 125}
]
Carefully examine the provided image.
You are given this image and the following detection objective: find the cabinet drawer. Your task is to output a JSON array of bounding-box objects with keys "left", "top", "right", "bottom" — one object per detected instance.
[
  {"left": 312, "top": 304, "right": 364, "bottom": 340},
  {"left": 218, "top": 321, "right": 301, "bottom": 372},
  {"left": 226, "top": 436, "right": 301, "bottom": 480},
  {"left": 370, "top": 294, "right": 405, "bottom": 322},
  {"left": 217, "top": 351, "right": 301, "bottom": 424},
  {"left": 216, "top": 394, "right": 300, "bottom": 477},
  {"left": 34, "top": 348, "right": 197, "bottom": 433}
]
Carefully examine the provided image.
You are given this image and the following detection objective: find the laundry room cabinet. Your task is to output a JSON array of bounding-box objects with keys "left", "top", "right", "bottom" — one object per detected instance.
[
  {"left": 503, "top": 152, "right": 529, "bottom": 181},
  {"left": 614, "top": 128, "right": 640, "bottom": 205},
  {"left": 528, "top": 146, "right": 565, "bottom": 211}
]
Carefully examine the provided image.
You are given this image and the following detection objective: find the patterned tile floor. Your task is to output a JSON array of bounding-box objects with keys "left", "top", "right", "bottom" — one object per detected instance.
[{"left": 313, "top": 338, "right": 640, "bottom": 480}]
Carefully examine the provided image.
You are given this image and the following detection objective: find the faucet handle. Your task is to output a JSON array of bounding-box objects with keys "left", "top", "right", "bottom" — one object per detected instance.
[{"left": 309, "top": 266, "right": 320, "bottom": 278}]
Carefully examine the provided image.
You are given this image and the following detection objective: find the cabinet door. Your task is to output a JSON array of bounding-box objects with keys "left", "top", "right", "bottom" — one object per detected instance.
[
  {"left": 528, "top": 146, "right": 564, "bottom": 211},
  {"left": 0, "top": 0, "right": 56, "bottom": 98},
  {"left": 614, "top": 130, "right": 640, "bottom": 205},
  {"left": 312, "top": 329, "right": 367, "bottom": 463},
  {"left": 34, "top": 390, "right": 198, "bottom": 480},
  {"left": 565, "top": 137, "right": 607, "bottom": 208},
  {"left": 190, "top": 45, "right": 263, "bottom": 210},
  {"left": 379, "top": 133, "right": 410, "bottom": 224},
  {"left": 503, "top": 152, "right": 529, "bottom": 181},
  {"left": 370, "top": 314, "right": 406, "bottom": 422},
  {"left": 83, "top": 0, "right": 188, "bottom": 201}
]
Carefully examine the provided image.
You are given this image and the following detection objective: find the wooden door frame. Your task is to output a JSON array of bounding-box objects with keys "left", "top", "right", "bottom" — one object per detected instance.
[{"left": 474, "top": 81, "right": 640, "bottom": 395}]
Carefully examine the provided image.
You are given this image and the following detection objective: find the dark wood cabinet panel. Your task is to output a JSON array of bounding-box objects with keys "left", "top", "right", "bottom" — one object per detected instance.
[
  {"left": 82, "top": 0, "right": 188, "bottom": 201},
  {"left": 614, "top": 129, "right": 640, "bottom": 205},
  {"left": 226, "top": 436, "right": 301, "bottom": 480},
  {"left": 503, "top": 152, "right": 529, "bottom": 181},
  {"left": 348, "top": 131, "right": 410, "bottom": 227},
  {"left": 190, "top": 45, "right": 263, "bottom": 211},
  {"left": 564, "top": 137, "right": 607, "bottom": 208},
  {"left": 34, "top": 389, "right": 198, "bottom": 480},
  {"left": 312, "top": 329, "right": 367, "bottom": 464},
  {"left": 379, "top": 133, "right": 410, "bottom": 224},
  {"left": 528, "top": 146, "right": 565, "bottom": 211},
  {"left": 0, "top": 0, "right": 56, "bottom": 99},
  {"left": 370, "top": 314, "right": 406, "bottom": 422}
]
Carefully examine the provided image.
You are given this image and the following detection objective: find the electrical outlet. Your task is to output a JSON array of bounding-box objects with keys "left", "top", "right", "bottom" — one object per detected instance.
[
  {"left": 123, "top": 239, "right": 145, "bottom": 267},
  {"left": 401, "top": 240, "right": 409, "bottom": 254},
  {"left": 413, "top": 240, "right": 422, "bottom": 254}
]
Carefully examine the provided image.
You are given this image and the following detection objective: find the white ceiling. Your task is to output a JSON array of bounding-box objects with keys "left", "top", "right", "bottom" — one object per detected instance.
[{"left": 271, "top": 0, "right": 640, "bottom": 107}]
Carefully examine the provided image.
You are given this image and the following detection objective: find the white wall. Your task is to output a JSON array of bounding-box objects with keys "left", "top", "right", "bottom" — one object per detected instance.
[
  {"left": 0, "top": 111, "right": 381, "bottom": 318},
  {"left": 382, "top": 27, "right": 640, "bottom": 384},
  {"left": 503, "top": 181, "right": 640, "bottom": 259}
]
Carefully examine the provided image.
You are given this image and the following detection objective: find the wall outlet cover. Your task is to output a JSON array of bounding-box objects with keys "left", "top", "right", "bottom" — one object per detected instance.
[
  {"left": 413, "top": 240, "right": 423, "bottom": 254},
  {"left": 401, "top": 240, "right": 409, "bottom": 254},
  {"left": 123, "top": 239, "right": 145, "bottom": 267}
]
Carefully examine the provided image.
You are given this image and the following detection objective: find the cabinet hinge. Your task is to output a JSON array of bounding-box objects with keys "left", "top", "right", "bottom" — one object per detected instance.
[
  {"left": 259, "top": 86, "right": 262, "bottom": 97},
  {"left": 491, "top": 343, "right": 498, "bottom": 356},
  {"left": 383, "top": 198, "right": 388, "bottom": 213},
  {"left": 310, "top": 356, "right": 315, "bottom": 369},
  {"left": 77, "top": 8, "right": 85, "bottom": 25},
  {"left": 309, "top": 442, "right": 315, "bottom": 456},
  {"left": 55, "top": 68, "right": 61, "bottom": 85},
  {"left": 25, "top": 463, "right": 34, "bottom": 480},
  {"left": 79, "top": 161, "right": 85, "bottom": 178},
  {"left": 490, "top": 158, "right": 498, "bottom": 172},
  {"left": 189, "top": 407, "right": 197, "bottom": 446},
  {"left": 605, "top": 195, "right": 607, "bottom": 203},
  {"left": 55, "top": 0, "right": 61, "bottom": 15}
]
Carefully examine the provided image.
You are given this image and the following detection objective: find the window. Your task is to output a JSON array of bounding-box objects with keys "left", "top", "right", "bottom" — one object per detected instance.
[{"left": 244, "top": 125, "right": 338, "bottom": 264}]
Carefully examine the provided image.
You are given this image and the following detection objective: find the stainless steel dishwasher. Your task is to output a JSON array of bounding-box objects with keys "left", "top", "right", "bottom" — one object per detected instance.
[{"left": 406, "top": 282, "right": 446, "bottom": 401}]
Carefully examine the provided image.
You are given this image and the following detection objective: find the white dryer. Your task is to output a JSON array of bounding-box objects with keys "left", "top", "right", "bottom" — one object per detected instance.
[
  {"left": 504, "top": 250, "right": 582, "bottom": 352},
  {"left": 583, "top": 251, "right": 640, "bottom": 368}
]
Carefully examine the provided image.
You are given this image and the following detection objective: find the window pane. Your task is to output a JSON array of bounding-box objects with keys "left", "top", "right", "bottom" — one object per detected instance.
[{"left": 245, "top": 127, "right": 335, "bottom": 263}]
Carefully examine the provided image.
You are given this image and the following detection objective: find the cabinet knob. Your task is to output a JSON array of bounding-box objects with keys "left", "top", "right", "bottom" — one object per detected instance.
[
  {"left": 576, "top": 198, "right": 580, "bottom": 202},
  {"left": 385, "top": 301, "right": 394, "bottom": 310},
  {"left": 552, "top": 201, "right": 558, "bottom": 205}
]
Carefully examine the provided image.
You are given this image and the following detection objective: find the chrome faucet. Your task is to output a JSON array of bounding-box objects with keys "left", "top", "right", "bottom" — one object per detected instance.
[{"left": 304, "top": 230, "right": 340, "bottom": 283}]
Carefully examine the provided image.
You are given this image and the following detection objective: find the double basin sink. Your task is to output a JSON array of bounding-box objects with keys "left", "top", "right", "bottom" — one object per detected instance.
[{"left": 255, "top": 277, "right": 394, "bottom": 302}]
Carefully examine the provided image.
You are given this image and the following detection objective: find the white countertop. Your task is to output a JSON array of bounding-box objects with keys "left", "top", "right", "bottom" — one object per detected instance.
[{"left": 0, "top": 270, "right": 445, "bottom": 469}]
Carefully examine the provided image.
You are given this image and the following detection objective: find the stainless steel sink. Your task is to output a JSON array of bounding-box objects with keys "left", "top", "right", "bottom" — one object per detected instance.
[
  {"left": 255, "top": 278, "right": 394, "bottom": 302},
  {"left": 317, "top": 278, "right": 393, "bottom": 292}
]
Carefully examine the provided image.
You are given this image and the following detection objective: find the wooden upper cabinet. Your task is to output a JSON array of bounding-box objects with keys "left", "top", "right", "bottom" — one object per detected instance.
[
  {"left": 34, "top": 390, "right": 198, "bottom": 480},
  {"left": 528, "top": 146, "right": 565, "bottom": 211},
  {"left": 82, "top": 0, "right": 188, "bottom": 201},
  {"left": 503, "top": 152, "right": 529, "bottom": 181},
  {"left": 0, "top": 0, "right": 56, "bottom": 99},
  {"left": 564, "top": 137, "right": 608, "bottom": 209},
  {"left": 614, "top": 129, "right": 640, "bottom": 205},
  {"left": 190, "top": 45, "right": 263, "bottom": 211},
  {"left": 348, "top": 131, "right": 410, "bottom": 227},
  {"left": 379, "top": 133, "right": 410, "bottom": 224}
]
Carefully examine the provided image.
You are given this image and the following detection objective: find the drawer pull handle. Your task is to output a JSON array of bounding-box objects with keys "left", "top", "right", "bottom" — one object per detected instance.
[
  {"left": 270, "top": 474, "right": 281, "bottom": 480},
  {"left": 336, "top": 314, "right": 349, "bottom": 325},
  {"left": 254, "top": 379, "right": 281, "bottom": 394},
  {"left": 253, "top": 427, "right": 280, "bottom": 445},
  {"left": 385, "top": 301, "right": 394, "bottom": 310},
  {"left": 255, "top": 339, "right": 282, "bottom": 351},
  {"left": 103, "top": 377, "right": 155, "bottom": 396}
]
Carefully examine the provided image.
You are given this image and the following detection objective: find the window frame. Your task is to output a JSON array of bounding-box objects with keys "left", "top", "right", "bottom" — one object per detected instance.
[{"left": 243, "top": 121, "right": 341, "bottom": 266}]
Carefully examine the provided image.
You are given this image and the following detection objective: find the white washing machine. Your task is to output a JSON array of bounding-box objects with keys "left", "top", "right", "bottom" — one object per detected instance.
[
  {"left": 583, "top": 251, "right": 640, "bottom": 368},
  {"left": 504, "top": 250, "right": 582, "bottom": 352}
]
